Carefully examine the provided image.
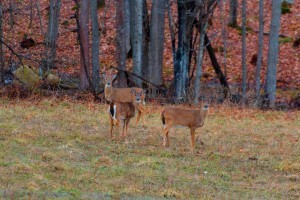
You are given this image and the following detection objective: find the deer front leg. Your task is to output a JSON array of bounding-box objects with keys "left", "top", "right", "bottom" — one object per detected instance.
[
  {"left": 135, "top": 109, "right": 141, "bottom": 126},
  {"left": 125, "top": 118, "right": 131, "bottom": 138},
  {"left": 163, "top": 123, "right": 172, "bottom": 148},
  {"left": 190, "top": 127, "right": 196, "bottom": 152},
  {"left": 120, "top": 119, "right": 126, "bottom": 138}
]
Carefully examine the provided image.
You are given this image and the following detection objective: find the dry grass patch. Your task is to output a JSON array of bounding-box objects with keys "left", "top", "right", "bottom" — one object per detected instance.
[{"left": 0, "top": 98, "right": 299, "bottom": 199}]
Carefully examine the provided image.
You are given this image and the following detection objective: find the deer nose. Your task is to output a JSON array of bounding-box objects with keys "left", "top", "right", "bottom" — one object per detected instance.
[
  {"left": 106, "top": 82, "right": 110, "bottom": 86},
  {"left": 136, "top": 97, "right": 141, "bottom": 102}
]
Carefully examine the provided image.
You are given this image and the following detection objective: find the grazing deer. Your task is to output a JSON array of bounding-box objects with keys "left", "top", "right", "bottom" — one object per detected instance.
[
  {"left": 108, "top": 88, "right": 144, "bottom": 139},
  {"left": 161, "top": 104, "right": 209, "bottom": 151},
  {"left": 103, "top": 73, "right": 147, "bottom": 126}
]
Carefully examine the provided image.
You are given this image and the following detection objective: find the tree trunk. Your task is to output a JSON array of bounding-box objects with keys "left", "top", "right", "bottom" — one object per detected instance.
[
  {"left": 241, "top": 0, "right": 247, "bottom": 100},
  {"left": 9, "top": 0, "right": 14, "bottom": 29},
  {"left": 90, "top": 0, "right": 100, "bottom": 92},
  {"left": 228, "top": 0, "right": 238, "bottom": 27},
  {"left": 142, "top": 0, "right": 150, "bottom": 84},
  {"left": 79, "top": 0, "right": 90, "bottom": 90},
  {"left": 148, "top": 0, "right": 165, "bottom": 97},
  {"left": 44, "top": 0, "right": 61, "bottom": 71},
  {"left": 35, "top": 0, "right": 44, "bottom": 34},
  {"left": 0, "top": 3, "right": 4, "bottom": 85},
  {"left": 255, "top": 0, "right": 264, "bottom": 98},
  {"left": 194, "top": 21, "right": 208, "bottom": 105},
  {"left": 205, "top": 34, "right": 230, "bottom": 97},
  {"left": 265, "top": 0, "right": 282, "bottom": 108},
  {"left": 174, "top": 0, "right": 189, "bottom": 101},
  {"left": 132, "top": 0, "right": 143, "bottom": 87},
  {"left": 124, "top": 0, "right": 131, "bottom": 55},
  {"left": 116, "top": 0, "right": 128, "bottom": 87}
]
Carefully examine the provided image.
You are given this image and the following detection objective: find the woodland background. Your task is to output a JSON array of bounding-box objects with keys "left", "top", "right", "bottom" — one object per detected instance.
[{"left": 0, "top": 0, "right": 299, "bottom": 108}]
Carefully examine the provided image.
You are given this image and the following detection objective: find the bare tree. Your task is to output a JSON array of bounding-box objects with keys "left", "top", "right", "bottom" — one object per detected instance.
[
  {"left": 116, "top": 0, "right": 128, "bottom": 87},
  {"left": 255, "top": 0, "right": 264, "bottom": 99},
  {"left": 90, "top": 0, "right": 100, "bottom": 92},
  {"left": 194, "top": 1, "right": 211, "bottom": 105},
  {"left": 228, "top": 0, "right": 237, "bottom": 27},
  {"left": 265, "top": 0, "right": 282, "bottom": 108},
  {"left": 43, "top": 0, "right": 61, "bottom": 72},
  {"left": 132, "top": 0, "right": 144, "bottom": 87},
  {"left": 0, "top": 3, "right": 4, "bottom": 85},
  {"left": 9, "top": 0, "right": 14, "bottom": 29},
  {"left": 79, "top": 0, "right": 90, "bottom": 90},
  {"left": 148, "top": 0, "right": 165, "bottom": 97},
  {"left": 241, "top": 0, "right": 247, "bottom": 100}
]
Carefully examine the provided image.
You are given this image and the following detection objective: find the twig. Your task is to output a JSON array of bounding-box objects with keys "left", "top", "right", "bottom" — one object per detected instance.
[{"left": 110, "top": 66, "right": 162, "bottom": 89}]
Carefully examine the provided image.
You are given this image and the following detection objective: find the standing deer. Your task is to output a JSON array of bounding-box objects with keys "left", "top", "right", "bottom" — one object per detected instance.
[
  {"left": 108, "top": 88, "right": 144, "bottom": 139},
  {"left": 103, "top": 73, "right": 148, "bottom": 126},
  {"left": 161, "top": 104, "right": 209, "bottom": 151}
]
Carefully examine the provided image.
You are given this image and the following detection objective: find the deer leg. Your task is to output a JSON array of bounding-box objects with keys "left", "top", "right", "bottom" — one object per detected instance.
[
  {"left": 190, "top": 127, "right": 196, "bottom": 151},
  {"left": 163, "top": 123, "right": 172, "bottom": 148},
  {"left": 120, "top": 119, "right": 126, "bottom": 138},
  {"left": 135, "top": 109, "right": 141, "bottom": 126},
  {"left": 125, "top": 118, "right": 131, "bottom": 138},
  {"left": 110, "top": 118, "right": 114, "bottom": 139}
]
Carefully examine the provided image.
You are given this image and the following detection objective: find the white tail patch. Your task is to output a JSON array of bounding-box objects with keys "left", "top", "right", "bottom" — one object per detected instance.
[{"left": 113, "top": 105, "right": 117, "bottom": 120}]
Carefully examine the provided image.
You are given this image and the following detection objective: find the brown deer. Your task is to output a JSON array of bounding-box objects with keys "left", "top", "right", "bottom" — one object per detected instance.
[
  {"left": 108, "top": 88, "right": 145, "bottom": 139},
  {"left": 103, "top": 73, "right": 147, "bottom": 126},
  {"left": 161, "top": 104, "right": 209, "bottom": 151}
]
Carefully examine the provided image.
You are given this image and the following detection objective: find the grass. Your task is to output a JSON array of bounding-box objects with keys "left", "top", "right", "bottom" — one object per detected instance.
[{"left": 0, "top": 98, "right": 299, "bottom": 199}]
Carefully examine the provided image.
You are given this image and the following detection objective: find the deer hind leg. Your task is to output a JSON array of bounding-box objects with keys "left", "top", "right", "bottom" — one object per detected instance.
[
  {"left": 110, "top": 118, "right": 114, "bottom": 139},
  {"left": 190, "top": 127, "right": 196, "bottom": 152},
  {"left": 163, "top": 122, "right": 172, "bottom": 148},
  {"left": 125, "top": 118, "right": 131, "bottom": 138}
]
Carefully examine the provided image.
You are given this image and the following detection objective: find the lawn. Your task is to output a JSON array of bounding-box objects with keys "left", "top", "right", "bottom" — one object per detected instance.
[{"left": 0, "top": 98, "right": 299, "bottom": 199}]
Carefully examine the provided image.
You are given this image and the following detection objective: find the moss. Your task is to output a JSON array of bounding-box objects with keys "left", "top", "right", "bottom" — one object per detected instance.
[
  {"left": 279, "top": 37, "right": 293, "bottom": 44},
  {"left": 236, "top": 26, "right": 253, "bottom": 36},
  {"left": 281, "top": 1, "right": 292, "bottom": 14}
]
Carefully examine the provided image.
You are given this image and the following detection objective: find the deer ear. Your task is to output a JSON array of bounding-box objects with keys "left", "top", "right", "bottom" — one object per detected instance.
[{"left": 131, "top": 88, "right": 136, "bottom": 94}]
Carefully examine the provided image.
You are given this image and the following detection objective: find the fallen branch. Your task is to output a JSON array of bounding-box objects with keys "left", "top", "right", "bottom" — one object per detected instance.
[{"left": 109, "top": 66, "right": 162, "bottom": 89}]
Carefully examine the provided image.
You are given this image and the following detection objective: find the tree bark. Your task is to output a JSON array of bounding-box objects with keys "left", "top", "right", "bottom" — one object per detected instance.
[
  {"left": 255, "top": 0, "right": 264, "bottom": 98},
  {"left": 9, "top": 0, "right": 14, "bottom": 29},
  {"left": 194, "top": 21, "right": 208, "bottom": 105},
  {"left": 116, "top": 0, "right": 128, "bottom": 87},
  {"left": 90, "top": 0, "right": 100, "bottom": 92},
  {"left": 205, "top": 34, "right": 230, "bottom": 97},
  {"left": 174, "top": 0, "right": 189, "bottom": 101},
  {"left": 265, "top": 0, "right": 282, "bottom": 108},
  {"left": 0, "top": 3, "right": 4, "bottom": 85},
  {"left": 241, "top": 0, "right": 247, "bottom": 100},
  {"left": 44, "top": 0, "right": 61, "bottom": 71},
  {"left": 79, "top": 0, "right": 90, "bottom": 90},
  {"left": 148, "top": 0, "right": 165, "bottom": 97},
  {"left": 132, "top": 0, "right": 143, "bottom": 87},
  {"left": 142, "top": 0, "right": 150, "bottom": 83},
  {"left": 228, "top": 0, "right": 237, "bottom": 27}
]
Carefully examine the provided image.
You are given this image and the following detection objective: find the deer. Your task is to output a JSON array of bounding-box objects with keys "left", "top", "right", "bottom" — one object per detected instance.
[
  {"left": 108, "top": 88, "right": 144, "bottom": 139},
  {"left": 161, "top": 104, "right": 209, "bottom": 151},
  {"left": 103, "top": 73, "right": 148, "bottom": 126}
]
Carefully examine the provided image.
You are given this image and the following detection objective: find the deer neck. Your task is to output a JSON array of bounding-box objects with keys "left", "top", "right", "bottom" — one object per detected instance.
[{"left": 196, "top": 109, "right": 208, "bottom": 127}]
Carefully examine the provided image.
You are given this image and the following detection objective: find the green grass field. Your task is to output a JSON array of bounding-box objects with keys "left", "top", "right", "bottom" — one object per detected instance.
[{"left": 0, "top": 98, "right": 299, "bottom": 199}]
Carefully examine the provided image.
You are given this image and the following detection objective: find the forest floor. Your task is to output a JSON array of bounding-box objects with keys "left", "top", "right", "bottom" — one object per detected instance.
[{"left": 0, "top": 98, "right": 299, "bottom": 199}]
